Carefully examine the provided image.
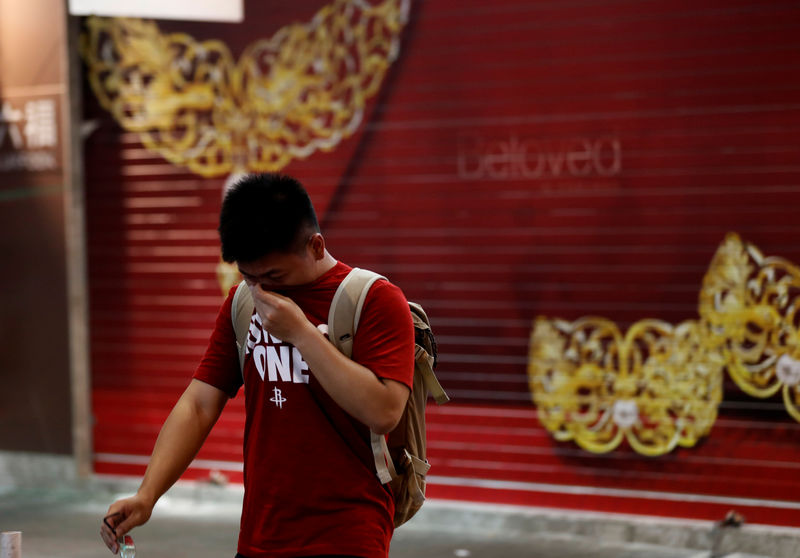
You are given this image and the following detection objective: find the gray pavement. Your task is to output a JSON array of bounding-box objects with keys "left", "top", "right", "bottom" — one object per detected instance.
[{"left": 2, "top": 478, "right": 798, "bottom": 558}]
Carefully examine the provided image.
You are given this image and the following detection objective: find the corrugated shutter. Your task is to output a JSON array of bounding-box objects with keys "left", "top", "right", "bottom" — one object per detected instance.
[{"left": 86, "top": 0, "right": 800, "bottom": 526}]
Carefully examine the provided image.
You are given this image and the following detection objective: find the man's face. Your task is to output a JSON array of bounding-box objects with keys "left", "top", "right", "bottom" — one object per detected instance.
[{"left": 237, "top": 242, "right": 317, "bottom": 291}]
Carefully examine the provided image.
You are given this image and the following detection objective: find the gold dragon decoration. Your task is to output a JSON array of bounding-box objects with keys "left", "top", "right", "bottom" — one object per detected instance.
[
  {"left": 529, "top": 233, "right": 800, "bottom": 456},
  {"left": 79, "top": 0, "right": 410, "bottom": 177},
  {"left": 79, "top": 0, "right": 409, "bottom": 295}
]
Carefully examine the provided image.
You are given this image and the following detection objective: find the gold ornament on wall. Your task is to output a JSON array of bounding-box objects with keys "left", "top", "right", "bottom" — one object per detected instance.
[
  {"left": 529, "top": 233, "right": 800, "bottom": 456},
  {"left": 699, "top": 233, "right": 800, "bottom": 421},
  {"left": 79, "top": 0, "right": 410, "bottom": 177},
  {"left": 529, "top": 317, "right": 723, "bottom": 456}
]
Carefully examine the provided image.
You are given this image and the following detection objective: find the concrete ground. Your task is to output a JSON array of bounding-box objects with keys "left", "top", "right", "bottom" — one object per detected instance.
[{"left": 1, "top": 478, "right": 797, "bottom": 558}]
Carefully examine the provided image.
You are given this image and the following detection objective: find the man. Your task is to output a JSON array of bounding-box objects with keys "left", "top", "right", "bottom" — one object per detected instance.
[{"left": 100, "top": 174, "right": 415, "bottom": 558}]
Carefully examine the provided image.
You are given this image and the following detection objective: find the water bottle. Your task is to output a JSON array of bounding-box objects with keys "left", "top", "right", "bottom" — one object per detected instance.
[{"left": 119, "top": 534, "right": 135, "bottom": 558}]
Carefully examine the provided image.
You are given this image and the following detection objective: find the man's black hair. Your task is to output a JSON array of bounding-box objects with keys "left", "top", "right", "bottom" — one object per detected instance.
[{"left": 218, "top": 173, "right": 320, "bottom": 263}]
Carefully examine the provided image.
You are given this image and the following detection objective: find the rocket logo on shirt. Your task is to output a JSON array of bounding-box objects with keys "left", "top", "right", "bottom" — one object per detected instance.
[{"left": 245, "top": 312, "right": 310, "bottom": 385}]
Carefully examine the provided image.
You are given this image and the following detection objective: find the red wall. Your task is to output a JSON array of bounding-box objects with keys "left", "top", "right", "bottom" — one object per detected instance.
[{"left": 84, "top": 0, "right": 800, "bottom": 527}]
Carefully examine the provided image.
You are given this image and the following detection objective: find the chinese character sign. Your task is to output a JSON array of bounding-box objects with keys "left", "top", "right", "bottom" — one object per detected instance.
[{"left": 0, "top": 96, "right": 60, "bottom": 173}]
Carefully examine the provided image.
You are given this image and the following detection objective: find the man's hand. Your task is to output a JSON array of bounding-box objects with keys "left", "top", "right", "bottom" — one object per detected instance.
[
  {"left": 250, "top": 285, "right": 317, "bottom": 345},
  {"left": 100, "top": 494, "right": 153, "bottom": 554}
]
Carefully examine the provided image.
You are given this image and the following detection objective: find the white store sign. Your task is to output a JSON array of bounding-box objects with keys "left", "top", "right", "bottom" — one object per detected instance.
[{"left": 68, "top": 0, "right": 243, "bottom": 22}]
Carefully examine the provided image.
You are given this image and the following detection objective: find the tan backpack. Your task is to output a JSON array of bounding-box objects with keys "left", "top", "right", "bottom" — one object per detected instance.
[
  {"left": 328, "top": 268, "right": 450, "bottom": 527},
  {"left": 231, "top": 268, "right": 449, "bottom": 527}
]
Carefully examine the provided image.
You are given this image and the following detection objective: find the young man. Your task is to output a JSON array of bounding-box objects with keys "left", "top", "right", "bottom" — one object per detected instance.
[{"left": 100, "top": 174, "right": 415, "bottom": 558}]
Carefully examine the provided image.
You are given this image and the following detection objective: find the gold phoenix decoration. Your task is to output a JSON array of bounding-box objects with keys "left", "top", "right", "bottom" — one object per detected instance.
[
  {"left": 80, "top": 0, "right": 410, "bottom": 176},
  {"left": 529, "top": 233, "right": 800, "bottom": 456},
  {"left": 699, "top": 233, "right": 800, "bottom": 421},
  {"left": 529, "top": 317, "right": 723, "bottom": 456}
]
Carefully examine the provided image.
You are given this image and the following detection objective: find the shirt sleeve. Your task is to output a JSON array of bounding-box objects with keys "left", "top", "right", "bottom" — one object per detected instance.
[
  {"left": 351, "top": 279, "right": 415, "bottom": 390},
  {"left": 192, "top": 286, "right": 244, "bottom": 398}
]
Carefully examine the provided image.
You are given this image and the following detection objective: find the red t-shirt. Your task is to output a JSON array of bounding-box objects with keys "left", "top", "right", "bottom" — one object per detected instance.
[{"left": 193, "top": 261, "right": 414, "bottom": 558}]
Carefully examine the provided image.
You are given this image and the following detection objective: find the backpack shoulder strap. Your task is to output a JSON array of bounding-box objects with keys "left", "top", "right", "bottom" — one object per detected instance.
[
  {"left": 328, "top": 268, "right": 394, "bottom": 483},
  {"left": 328, "top": 268, "right": 385, "bottom": 358},
  {"left": 231, "top": 280, "right": 254, "bottom": 377}
]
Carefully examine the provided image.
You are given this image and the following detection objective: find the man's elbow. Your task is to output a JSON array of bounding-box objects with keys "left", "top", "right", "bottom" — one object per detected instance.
[
  {"left": 368, "top": 394, "right": 408, "bottom": 434},
  {"left": 370, "top": 410, "right": 402, "bottom": 435},
  {"left": 365, "top": 380, "right": 410, "bottom": 434}
]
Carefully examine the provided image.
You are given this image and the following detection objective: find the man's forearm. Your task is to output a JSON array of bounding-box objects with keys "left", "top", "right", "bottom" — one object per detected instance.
[
  {"left": 137, "top": 380, "right": 226, "bottom": 506},
  {"left": 293, "top": 323, "right": 409, "bottom": 434},
  {"left": 100, "top": 380, "right": 228, "bottom": 552}
]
